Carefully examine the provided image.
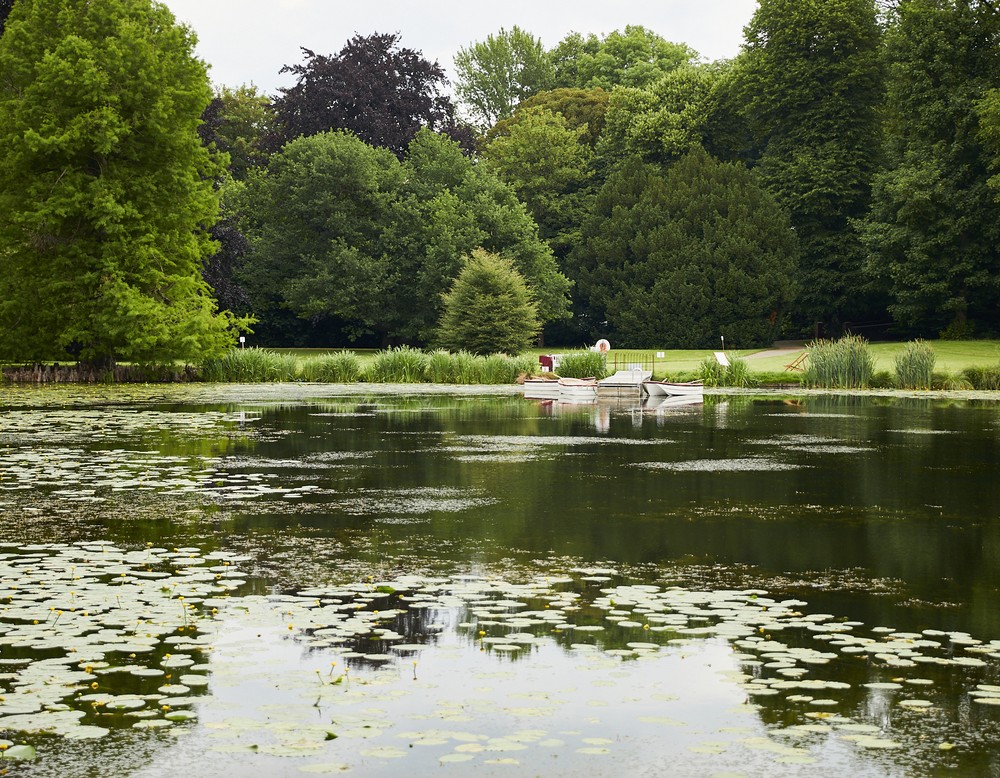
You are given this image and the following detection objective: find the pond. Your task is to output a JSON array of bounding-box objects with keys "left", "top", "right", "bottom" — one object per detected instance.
[{"left": 1, "top": 385, "right": 999, "bottom": 777}]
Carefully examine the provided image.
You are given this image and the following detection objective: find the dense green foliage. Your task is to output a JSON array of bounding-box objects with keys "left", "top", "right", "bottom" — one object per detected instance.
[
  {"left": 549, "top": 26, "right": 697, "bottom": 90},
  {"left": 198, "top": 347, "right": 534, "bottom": 384},
  {"left": 4, "top": 6, "right": 1000, "bottom": 361},
  {"left": 241, "top": 129, "right": 569, "bottom": 346},
  {"left": 0, "top": 0, "right": 246, "bottom": 365},
  {"left": 436, "top": 249, "right": 540, "bottom": 355},
  {"left": 482, "top": 108, "right": 596, "bottom": 258},
  {"left": 571, "top": 149, "right": 799, "bottom": 348},
  {"left": 200, "top": 348, "right": 298, "bottom": 383},
  {"left": 299, "top": 351, "right": 363, "bottom": 383},
  {"left": 199, "top": 84, "right": 274, "bottom": 180},
  {"left": 740, "top": 0, "right": 883, "bottom": 330},
  {"left": 697, "top": 353, "right": 755, "bottom": 387},
  {"left": 426, "top": 350, "right": 535, "bottom": 384},
  {"left": 861, "top": 0, "right": 1000, "bottom": 338}
]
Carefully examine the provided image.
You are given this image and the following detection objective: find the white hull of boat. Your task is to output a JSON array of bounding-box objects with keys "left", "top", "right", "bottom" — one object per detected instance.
[
  {"left": 643, "top": 380, "right": 704, "bottom": 398},
  {"left": 523, "top": 379, "right": 561, "bottom": 399},
  {"left": 558, "top": 377, "right": 598, "bottom": 401}
]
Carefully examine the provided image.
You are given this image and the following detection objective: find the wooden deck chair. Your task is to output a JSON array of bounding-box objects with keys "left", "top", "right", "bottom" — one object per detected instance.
[
  {"left": 784, "top": 352, "right": 807, "bottom": 371},
  {"left": 713, "top": 351, "right": 730, "bottom": 368}
]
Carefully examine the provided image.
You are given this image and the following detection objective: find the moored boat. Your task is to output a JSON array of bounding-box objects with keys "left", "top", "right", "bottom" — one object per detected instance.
[
  {"left": 643, "top": 380, "right": 704, "bottom": 399},
  {"left": 523, "top": 376, "right": 561, "bottom": 399},
  {"left": 557, "top": 376, "right": 598, "bottom": 401}
]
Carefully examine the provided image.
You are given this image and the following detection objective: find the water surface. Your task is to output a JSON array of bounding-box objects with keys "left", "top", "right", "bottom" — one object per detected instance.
[{"left": 1, "top": 386, "right": 999, "bottom": 777}]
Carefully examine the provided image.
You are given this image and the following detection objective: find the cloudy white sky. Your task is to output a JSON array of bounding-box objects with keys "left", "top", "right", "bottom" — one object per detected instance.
[{"left": 161, "top": 0, "right": 759, "bottom": 96}]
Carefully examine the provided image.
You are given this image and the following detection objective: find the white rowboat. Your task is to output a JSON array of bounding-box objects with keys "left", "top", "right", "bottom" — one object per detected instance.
[
  {"left": 557, "top": 376, "right": 598, "bottom": 401},
  {"left": 523, "top": 377, "right": 561, "bottom": 399},
  {"left": 643, "top": 380, "right": 704, "bottom": 399}
]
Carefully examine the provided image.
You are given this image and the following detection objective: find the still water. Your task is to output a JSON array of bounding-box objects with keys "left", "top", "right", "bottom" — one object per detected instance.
[{"left": 1, "top": 385, "right": 999, "bottom": 777}]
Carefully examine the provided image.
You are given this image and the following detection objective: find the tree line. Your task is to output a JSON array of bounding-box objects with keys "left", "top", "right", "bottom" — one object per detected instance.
[{"left": 2, "top": 0, "right": 1000, "bottom": 364}]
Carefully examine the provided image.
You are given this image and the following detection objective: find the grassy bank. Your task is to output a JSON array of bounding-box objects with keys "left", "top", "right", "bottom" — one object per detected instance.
[{"left": 6, "top": 340, "right": 1000, "bottom": 387}]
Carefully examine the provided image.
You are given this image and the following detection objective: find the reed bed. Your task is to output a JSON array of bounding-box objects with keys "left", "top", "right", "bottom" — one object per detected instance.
[
  {"left": 482, "top": 353, "right": 535, "bottom": 384},
  {"left": 893, "top": 340, "right": 935, "bottom": 389},
  {"left": 556, "top": 351, "right": 609, "bottom": 380},
  {"left": 366, "top": 346, "right": 430, "bottom": 383},
  {"left": 803, "top": 335, "right": 875, "bottom": 389},
  {"left": 424, "top": 350, "right": 533, "bottom": 384},
  {"left": 300, "top": 351, "right": 363, "bottom": 383},
  {"left": 200, "top": 348, "right": 299, "bottom": 383},
  {"left": 696, "top": 353, "right": 756, "bottom": 387}
]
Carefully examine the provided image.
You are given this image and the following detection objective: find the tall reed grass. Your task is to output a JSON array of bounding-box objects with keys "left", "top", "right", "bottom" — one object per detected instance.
[
  {"left": 696, "top": 353, "right": 755, "bottom": 387},
  {"left": 424, "top": 350, "right": 533, "bottom": 384},
  {"left": 200, "top": 348, "right": 299, "bottom": 383},
  {"left": 482, "top": 353, "right": 535, "bottom": 384},
  {"left": 893, "top": 340, "right": 935, "bottom": 389},
  {"left": 802, "top": 335, "right": 874, "bottom": 389},
  {"left": 557, "top": 351, "right": 609, "bottom": 379},
  {"left": 366, "top": 346, "right": 430, "bottom": 383},
  {"left": 300, "top": 351, "right": 363, "bottom": 383}
]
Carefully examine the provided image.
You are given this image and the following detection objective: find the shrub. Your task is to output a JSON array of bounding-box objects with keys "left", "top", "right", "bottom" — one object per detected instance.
[
  {"left": 200, "top": 348, "right": 299, "bottom": 383},
  {"left": 300, "top": 352, "right": 362, "bottom": 383},
  {"left": 366, "top": 346, "right": 429, "bottom": 383},
  {"left": 934, "top": 371, "right": 974, "bottom": 390},
  {"left": 436, "top": 249, "right": 540, "bottom": 356},
  {"left": 557, "top": 351, "right": 608, "bottom": 379},
  {"left": 893, "top": 340, "right": 935, "bottom": 389},
  {"left": 962, "top": 365, "right": 1000, "bottom": 390},
  {"left": 870, "top": 370, "right": 894, "bottom": 389},
  {"left": 803, "top": 335, "right": 874, "bottom": 388}
]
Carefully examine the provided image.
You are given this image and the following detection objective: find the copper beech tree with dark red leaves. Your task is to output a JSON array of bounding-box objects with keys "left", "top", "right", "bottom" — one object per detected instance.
[{"left": 273, "top": 32, "right": 473, "bottom": 157}]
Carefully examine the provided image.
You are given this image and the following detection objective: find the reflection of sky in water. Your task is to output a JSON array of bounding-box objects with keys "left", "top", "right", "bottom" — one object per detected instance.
[{"left": 125, "top": 586, "right": 902, "bottom": 778}]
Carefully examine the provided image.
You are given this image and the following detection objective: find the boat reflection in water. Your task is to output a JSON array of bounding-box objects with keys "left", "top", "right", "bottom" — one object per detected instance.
[{"left": 524, "top": 389, "right": 704, "bottom": 432}]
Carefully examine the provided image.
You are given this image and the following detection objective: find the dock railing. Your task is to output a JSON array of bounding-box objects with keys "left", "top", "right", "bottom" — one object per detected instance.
[{"left": 608, "top": 350, "right": 661, "bottom": 374}]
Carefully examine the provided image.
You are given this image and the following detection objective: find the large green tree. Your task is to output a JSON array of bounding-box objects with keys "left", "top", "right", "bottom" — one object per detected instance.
[
  {"left": 243, "top": 129, "right": 569, "bottom": 345},
  {"left": 199, "top": 84, "right": 275, "bottom": 181},
  {"left": 549, "top": 26, "right": 698, "bottom": 91},
  {"left": 453, "top": 26, "right": 553, "bottom": 130},
  {"left": 739, "top": 0, "right": 883, "bottom": 332},
  {"left": 482, "top": 108, "right": 595, "bottom": 254},
  {"left": 862, "top": 0, "right": 1000, "bottom": 337},
  {"left": 0, "top": 0, "right": 244, "bottom": 365},
  {"left": 570, "top": 151, "right": 799, "bottom": 348}
]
